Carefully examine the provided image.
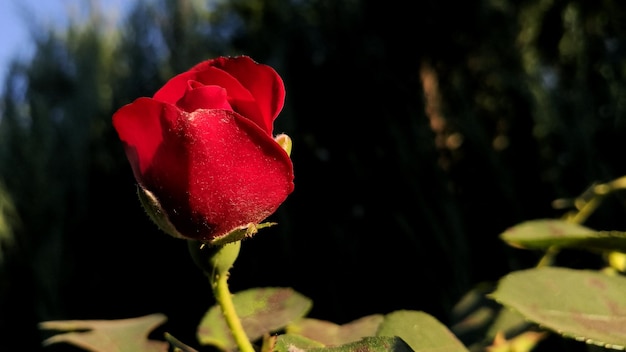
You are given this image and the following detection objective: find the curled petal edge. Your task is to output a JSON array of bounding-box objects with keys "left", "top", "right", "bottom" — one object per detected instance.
[{"left": 137, "top": 185, "right": 186, "bottom": 239}]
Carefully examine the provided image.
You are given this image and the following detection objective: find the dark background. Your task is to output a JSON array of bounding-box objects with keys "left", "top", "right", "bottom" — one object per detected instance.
[{"left": 2, "top": 0, "right": 626, "bottom": 350}]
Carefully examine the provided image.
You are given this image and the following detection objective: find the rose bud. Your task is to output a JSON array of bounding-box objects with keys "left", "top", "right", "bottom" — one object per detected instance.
[{"left": 112, "top": 56, "right": 294, "bottom": 245}]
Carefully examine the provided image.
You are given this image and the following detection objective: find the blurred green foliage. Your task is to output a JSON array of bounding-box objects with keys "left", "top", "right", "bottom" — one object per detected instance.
[
  {"left": 0, "top": 180, "right": 17, "bottom": 263},
  {"left": 2, "top": 0, "right": 626, "bottom": 350}
]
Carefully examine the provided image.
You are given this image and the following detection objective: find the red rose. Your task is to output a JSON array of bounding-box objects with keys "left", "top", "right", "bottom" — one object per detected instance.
[{"left": 112, "top": 55, "right": 294, "bottom": 244}]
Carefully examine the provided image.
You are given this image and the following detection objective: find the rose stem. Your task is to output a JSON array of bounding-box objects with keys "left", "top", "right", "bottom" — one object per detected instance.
[
  {"left": 189, "top": 240, "right": 255, "bottom": 352},
  {"left": 212, "top": 271, "right": 256, "bottom": 352}
]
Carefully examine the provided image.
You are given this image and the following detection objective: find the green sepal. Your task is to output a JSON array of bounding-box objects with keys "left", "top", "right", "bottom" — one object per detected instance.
[
  {"left": 188, "top": 240, "right": 241, "bottom": 277},
  {"left": 209, "top": 222, "right": 276, "bottom": 247}
]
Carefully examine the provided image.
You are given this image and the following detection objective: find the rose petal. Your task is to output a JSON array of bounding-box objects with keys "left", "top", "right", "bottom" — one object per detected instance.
[
  {"left": 164, "top": 108, "right": 293, "bottom": 240},
  {"left": 112, "top": 97, "right": 180, "bottom": 180},
  {"left": 153, "top": 65, "right": 270, "bottom": 134},
  {"left": 176, "top": 81, "right": 233, "bottom": 112},
  {"left": 116, "top": 99, "right": 294, "bottom": 241},
  {"left": 113, "top": 98, "right": 191, "bottom": 228},
  {"left": 114, "top": 56, "right": 294, "bottom": 242},
  {"left": 202, "top": 56, "right": 286, "bottom": 130}
]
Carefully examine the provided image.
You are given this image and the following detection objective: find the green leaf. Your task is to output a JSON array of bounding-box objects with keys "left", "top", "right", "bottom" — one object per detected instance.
[
  {"left": 281, "top": 336, "right": 413, "bottom": 352},
  {"left": 490, "top": 266, "right": 626, "bottom": 349},
  {"left": 274, "top": 334, "right": 326, "bottom": 351},
  {"left": 197, "top": 287, "right": 312, "bottom": 350},
  {"left": 286, "top": 314, "right": 384, "bottom": 346},
  {"left": 39, "top": 313, "right": 168, "bottom": 352},
  {"left": 499, "top": 219, "right": 610, "bottom": 251},
  {"left": 377, "top": 310, "right": 469, "bottom": 352}
]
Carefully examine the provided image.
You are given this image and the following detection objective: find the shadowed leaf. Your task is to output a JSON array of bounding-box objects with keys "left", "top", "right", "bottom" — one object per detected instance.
[
  {"left": 490, "top": 267, "right": 626, "bottom": 349},
  {"left": 314, "top": 336, "right": 413, "bottom": 352},
  {"left": 286, "top": 314, "right": 384, "bottom": 346},
  {"left": 275, "top": 336, "right": 413, "bottom": 352},
  {"left": 450, "top": 283, "right": 534, "bottom": 351},
  {"left": 39, "top": 313, "right": 168, "bottom": 352},
  {"left": 197, "top": 287, "right": 312, "bottom": 350},
  {"left": 499, "top": 219, "right": 626, "bottom": 253},
  {"left": 377, "top": 310, "right": 469, "bottom": 352},
  {"left": 500, "top": 219, "right": 600, "bottom": 250},
  {"left": 274, "top": 334, "right": 326, "bottom": 351},
  {"left": 484, "top": 307, "right": 531, "bottom": 342}
]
